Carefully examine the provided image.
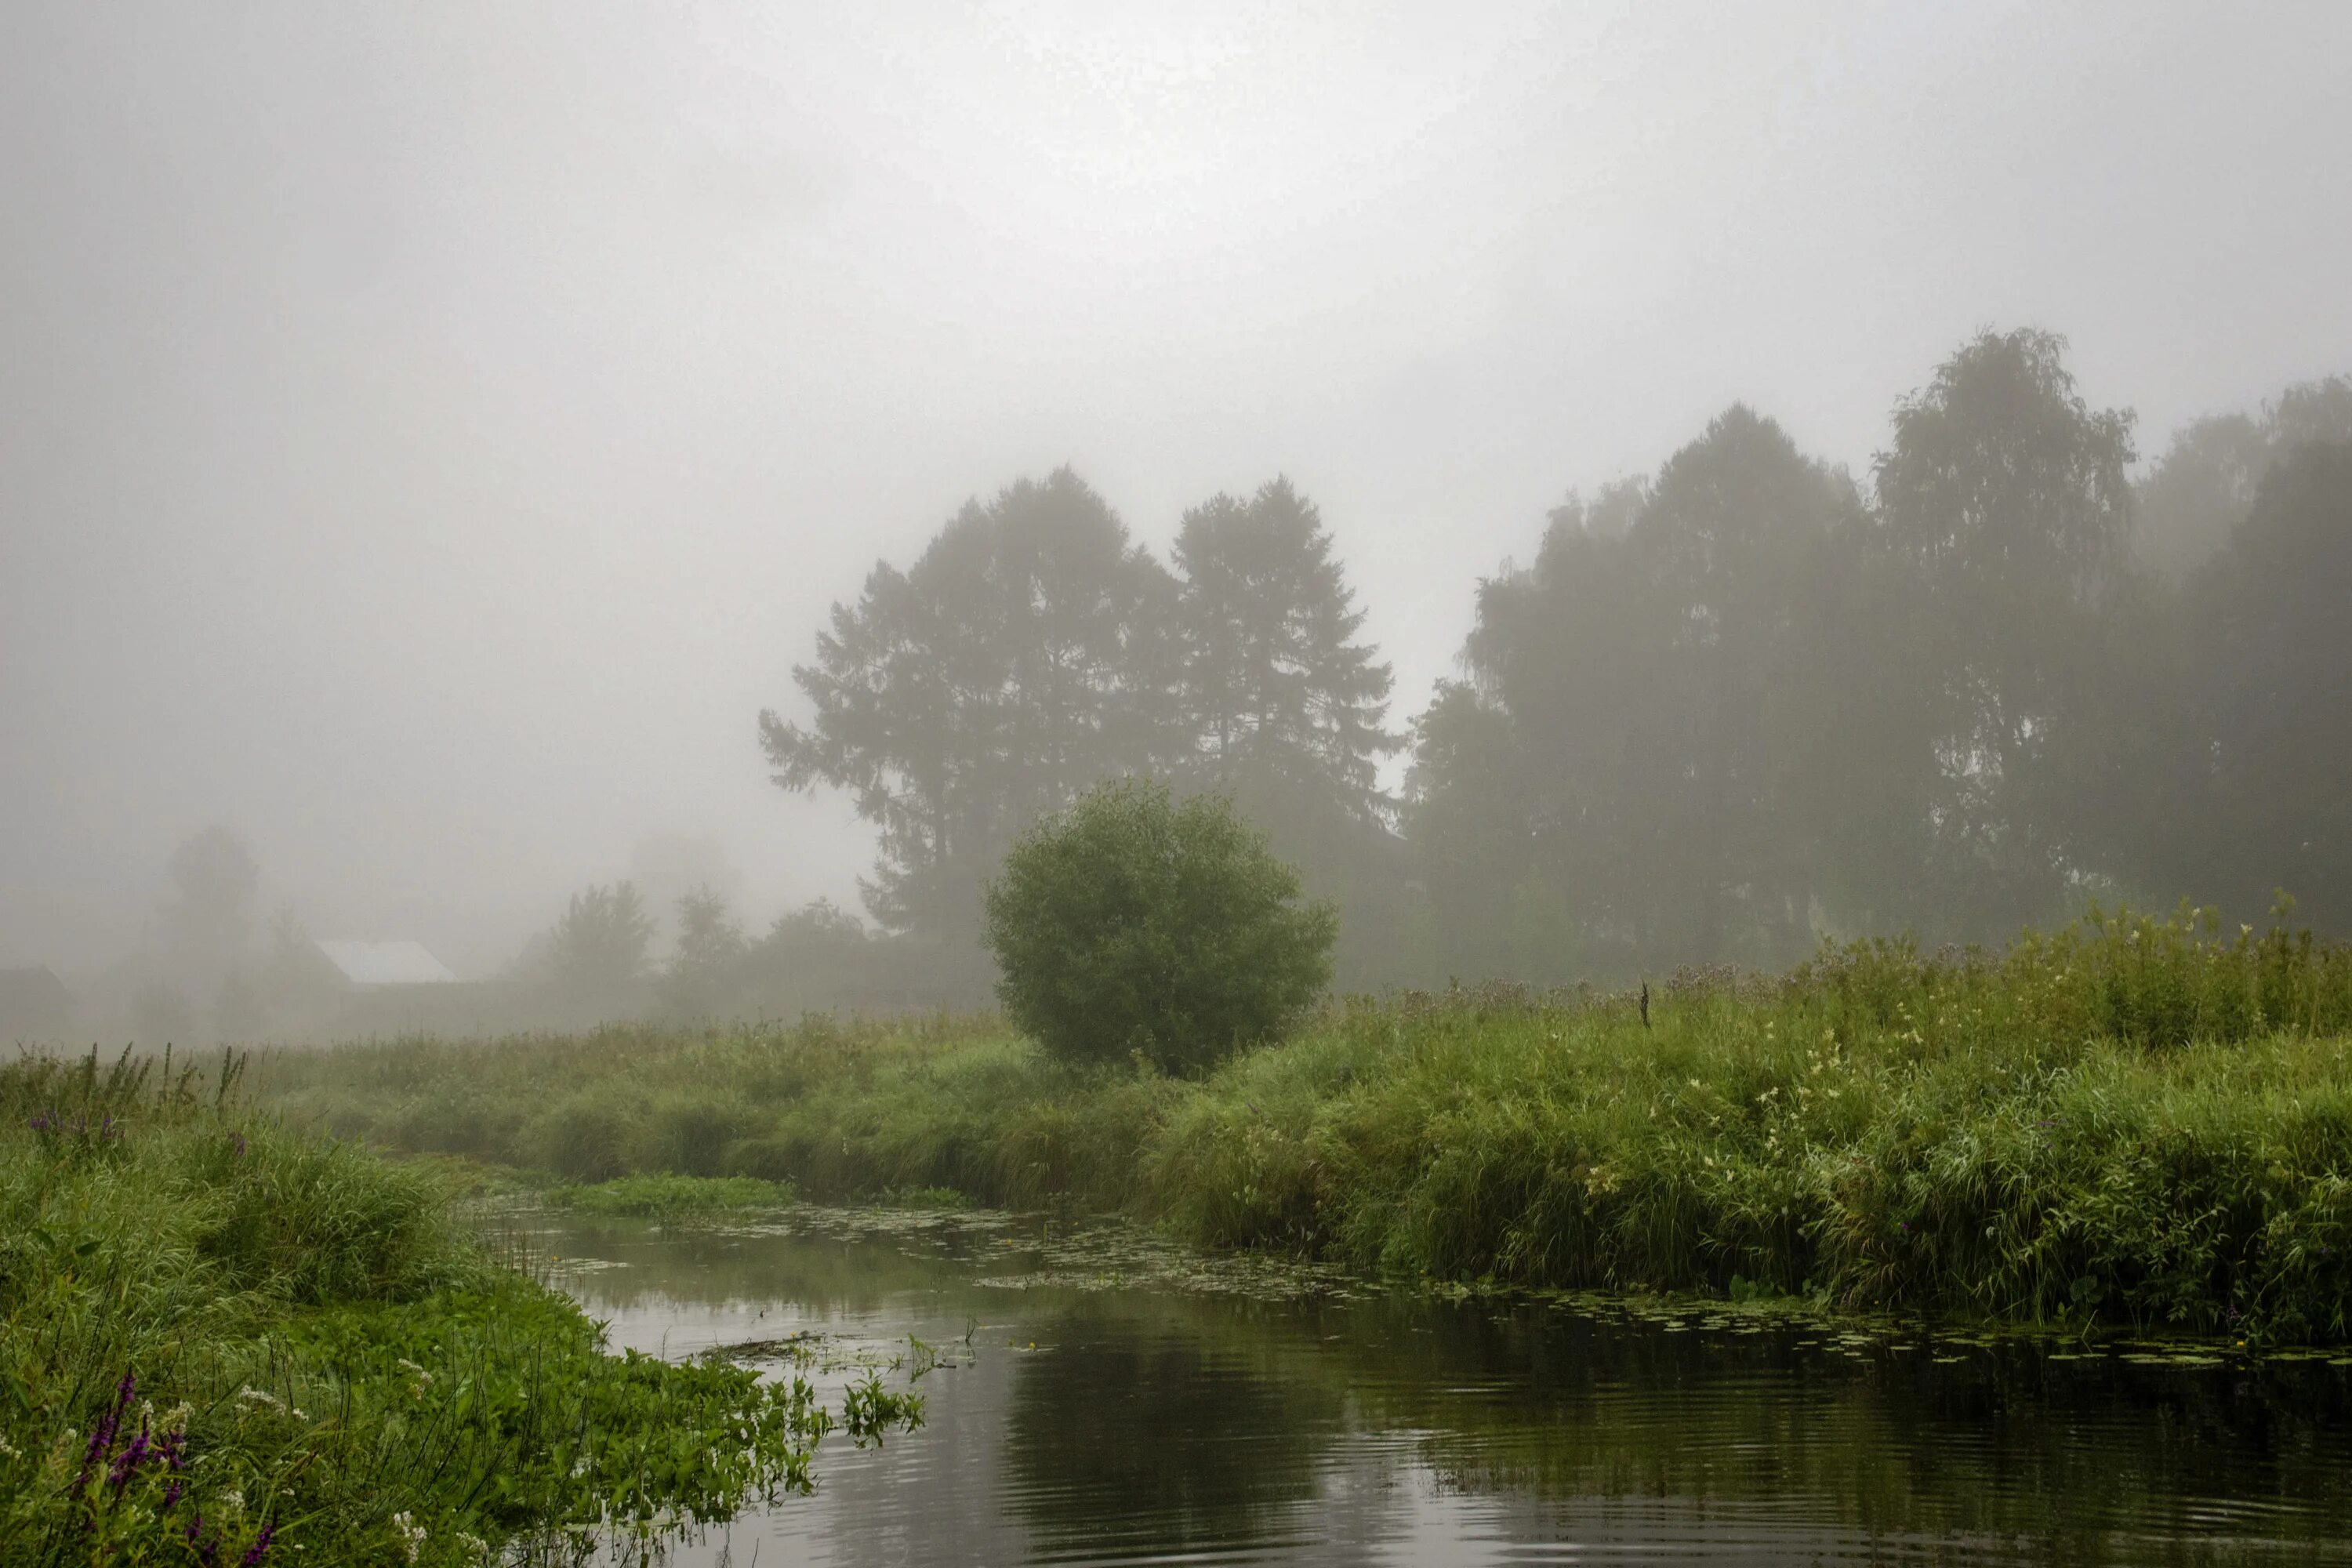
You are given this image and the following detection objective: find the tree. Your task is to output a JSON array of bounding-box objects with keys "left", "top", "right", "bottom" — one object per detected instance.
[
  {"left": 983, "top": 778, "right": 1336, "bottom": 1074},
  {"left": 546, "top": 883, "right": 655, "bottom": 1006},
  {"left": 1171, "top": 477, "right": 1401, "bottom": 982},
  {"left": 1399, "top": 680, "right": 1544, "bottom": 983},
  {"left": 2136, "top": 375, "right": 2352, "bottom": 579},
  {"left": 1610, "top": 406, "right": 1854, "bottom": 963},
  {"left": 2156, "top": 439, "right": 2352, "bottom": 930},
  {"left": 762, "top": 469, "right": 1180, "bottom": 973},
  {"left": 1871, "top": 328, "right": 2136, "bottom": 931},
  {"left": 1416, "top": 408, "right": 1853, "bottom": 975},
  {"left": 657, "top": 885, "right": 748, "bottom": 1017},
  {"left": 154, "top": 826, "right": 261, "bottom": 991},
  {"left": 1171, "top": 477, "right": 1398, "bottom": 826}
]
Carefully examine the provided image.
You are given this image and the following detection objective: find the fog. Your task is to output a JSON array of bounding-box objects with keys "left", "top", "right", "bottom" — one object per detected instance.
[{"left": 4, "top": 3, "right": 2349, "bottom": 1017}]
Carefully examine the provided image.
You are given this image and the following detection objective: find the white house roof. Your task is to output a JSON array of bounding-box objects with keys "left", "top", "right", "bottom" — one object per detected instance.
[{"left": 314, "top": 939, "right": 458, "bottom": 986}]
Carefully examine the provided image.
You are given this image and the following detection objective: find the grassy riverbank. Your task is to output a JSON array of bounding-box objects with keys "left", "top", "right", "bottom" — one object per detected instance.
[
  {"left": 255, "top": 907, "right": 2352, "bottom": 1341},
  {"left": 0, "top": 1051, "right": 913, "bottom": 1567}
]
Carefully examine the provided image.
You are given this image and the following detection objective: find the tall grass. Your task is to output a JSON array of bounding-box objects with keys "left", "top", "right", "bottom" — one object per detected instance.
[
  {"left": 253, "top": 906, "right": 2352, "bottom": 1341},
  {"left": 0, "top": 1047, "right": 901, "bottom": 1566}
]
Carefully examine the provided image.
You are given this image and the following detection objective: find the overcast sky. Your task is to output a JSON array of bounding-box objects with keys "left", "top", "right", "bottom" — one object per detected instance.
[{"left": 4, "top": 1, "right": 2347, "bottom": 975}]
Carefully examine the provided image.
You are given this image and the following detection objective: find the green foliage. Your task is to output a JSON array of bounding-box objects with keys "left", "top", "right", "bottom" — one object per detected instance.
[
  {"left": 249, "top": 909, "right": 2352, "bottom": 1342},
  {"left": 1147, "top": 906, "right": 2352, "bottom": 1341},
  {"left": 762, "top": 466, "right": 1400, "bottom": 992},
  {"left": 0, "top": 1048, "right": 910, "bottom": 1565},
  {"left": 762, "top": 467, "right": 1181, "bottom": 953},
  {"left": 983, "top": 779, "right": 1338, "bottom": 1074}
]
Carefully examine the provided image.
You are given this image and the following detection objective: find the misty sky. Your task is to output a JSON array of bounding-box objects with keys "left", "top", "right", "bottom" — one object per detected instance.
[{"left": 4, "top": 2, "right": 2348, "bottom": 977}]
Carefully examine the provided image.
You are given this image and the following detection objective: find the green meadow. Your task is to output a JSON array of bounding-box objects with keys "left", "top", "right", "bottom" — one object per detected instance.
[{"left": 255, "top": 906, "right": 2352, "bottom": 1344}]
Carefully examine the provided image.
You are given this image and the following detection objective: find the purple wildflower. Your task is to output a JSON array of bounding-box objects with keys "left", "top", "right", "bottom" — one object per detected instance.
[
  {"left": 79, "top": 1410, "right": 120, "bottom": 1488},
  {"left": 240, "top": 1521, "right": 275, "bottom": 1565},
  {"left": 159, "top": 1428, "right": 188, "bottom": 1471},
  {"left": 163, "top": 1479, "right": 183, "bottom": 1510},
  {"left": 108, "top": 1424, "right": 151, "bottom": 1490}
]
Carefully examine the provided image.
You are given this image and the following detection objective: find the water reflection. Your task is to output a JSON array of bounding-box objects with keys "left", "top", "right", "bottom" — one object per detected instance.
[
  {"left": 546, "top": 1210, "right": 2352, "bottom": 1566},
  {"left": 1003, "top": 1305, "right": 1343, "bottom": 1559}
]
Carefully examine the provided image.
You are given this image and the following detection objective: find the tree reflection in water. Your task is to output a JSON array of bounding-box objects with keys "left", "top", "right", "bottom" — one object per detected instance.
[{"left": 1002, "top": 1304, "right": 1343, "bottom": 1558}]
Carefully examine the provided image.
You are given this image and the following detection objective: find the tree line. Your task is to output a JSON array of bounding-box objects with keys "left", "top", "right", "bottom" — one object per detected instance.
[{"left": 764, "top": 328, "right": 2352, "bottom": 996}]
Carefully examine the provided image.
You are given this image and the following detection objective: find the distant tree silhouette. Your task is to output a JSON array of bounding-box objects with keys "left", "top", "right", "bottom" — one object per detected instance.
[
  {"left": 1871, "top": 328, "right": 2137, "bottom": 933},
  {"left": 2137, "top": 376, "right": 2352, "bottom": 579},
  {"left": 1170, "top": 477, "right": 1401, "bottom": 982},
  {"left": 547, "top": 882, "right": 655, "bottom": 1001},
  {"left": 762, "top": 468, "right": 1178, "bottom": 978},
  {"left": 2157, "top": 439, "right": 2352, "bottom": 927}
]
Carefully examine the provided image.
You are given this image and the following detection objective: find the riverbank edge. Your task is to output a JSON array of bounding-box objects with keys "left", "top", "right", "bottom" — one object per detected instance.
[{"left": 0, "top": 1051, "right": 908, "bottom": 1567}]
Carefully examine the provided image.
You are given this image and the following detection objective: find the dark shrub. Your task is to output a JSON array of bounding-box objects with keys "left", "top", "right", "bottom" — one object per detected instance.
[{"left": 982, "top": 779, "right": 1337, "bottom": 1074}]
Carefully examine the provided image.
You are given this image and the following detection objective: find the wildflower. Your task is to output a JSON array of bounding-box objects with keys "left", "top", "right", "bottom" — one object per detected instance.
[
  {"left": 241, "top": 1521, "right": 277, "bottom": 1565},
  {"left": 109, "top": 1423, "right": 152, "bottom": 1489},
  {"left": 391, "top": 1510, "right": 426, "bottom": 1563},
  {"left": 235, "top": 1388, "right": 284, "bottom": 1413}
]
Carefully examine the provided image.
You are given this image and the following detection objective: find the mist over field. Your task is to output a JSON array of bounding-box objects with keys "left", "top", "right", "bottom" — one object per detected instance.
[{"left": 3, "top": 2, "right": 2348, "bottom": 1042}]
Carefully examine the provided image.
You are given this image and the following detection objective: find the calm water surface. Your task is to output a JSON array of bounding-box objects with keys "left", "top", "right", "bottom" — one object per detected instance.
[{"left": 546, "top": 1207, "right": 2352, "bottom": 1566}]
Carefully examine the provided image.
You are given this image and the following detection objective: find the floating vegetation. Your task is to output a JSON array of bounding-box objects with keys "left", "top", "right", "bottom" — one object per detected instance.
[{"left": 550, "top": 1172, "right": 796, "bottom": 1222}]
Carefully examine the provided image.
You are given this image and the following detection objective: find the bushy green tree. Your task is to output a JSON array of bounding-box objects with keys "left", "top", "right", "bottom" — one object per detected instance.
[{"left": 982, "top": 779, "right": 1336, "bottom": 1074}]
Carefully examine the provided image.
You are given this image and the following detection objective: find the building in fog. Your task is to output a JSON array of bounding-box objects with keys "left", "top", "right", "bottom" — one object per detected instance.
[{"left": 311, "top": 939, "right": 459, "bottom": 989}]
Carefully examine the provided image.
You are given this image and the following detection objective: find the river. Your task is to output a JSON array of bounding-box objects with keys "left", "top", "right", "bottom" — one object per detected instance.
[{"left": 545, "top": 1205, "right": 2352, "bottom": 1566}]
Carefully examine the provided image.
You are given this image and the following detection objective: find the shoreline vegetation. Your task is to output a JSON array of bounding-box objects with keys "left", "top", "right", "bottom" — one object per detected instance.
[
  {"left": 249, "top": 906, "right": 2352, "bottom": 1345},
  {"left": 0, "top": 1051, "right": 918, "bottom": 1568}
]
